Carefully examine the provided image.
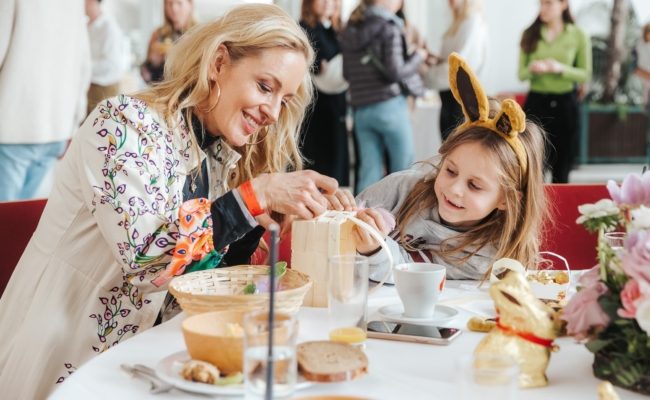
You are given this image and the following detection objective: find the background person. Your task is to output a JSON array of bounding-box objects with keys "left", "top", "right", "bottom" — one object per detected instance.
[
  {"left": 518, "top": 0, "right": 591, "bottom": 183},
  {"left": 341, "top": 0, "right": 427, "bottom": 194},
  {"left": 430, "top": 0, "right": 487, "bottom": 141},
  {"left": 85, "top": 0, "right": 131, "bottom": 115},
  {"left": 299, "top": 0, "right": 351, "bottom": 186},
  {"left": 141, "top": 0, "right": 196, "bottom": 84},
  {"left": 0, "top": 0, "right": 91, "bottom": 201}
]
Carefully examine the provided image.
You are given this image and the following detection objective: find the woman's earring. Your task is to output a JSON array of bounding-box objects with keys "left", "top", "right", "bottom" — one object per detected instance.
[{"left": 204, "top": 81, "right": 221, "bottom": 114}]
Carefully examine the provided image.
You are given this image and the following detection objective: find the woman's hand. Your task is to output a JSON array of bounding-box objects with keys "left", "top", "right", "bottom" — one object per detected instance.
[
  {"left": 324, "top": 188, "right": 356, "bottom": 211},
  {"left": 529, "top": 60, "right": 549, "bottom": 73},
  {"left": 250, "top": 170, "right": 338, "bottom": 219},
  {"left": 353, "top": 208, "right": 390, "bottom": 255}
]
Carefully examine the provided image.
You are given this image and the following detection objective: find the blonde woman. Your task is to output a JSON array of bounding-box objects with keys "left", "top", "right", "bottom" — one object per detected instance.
[
  {"left": 0, "top": 5, "right": 353, "bottom": 398},
  {"left": 431, "top": 0, "right": 487, "bottom": 140},
  {"left": 141, "top": 0, "right": 196, "bottom": 83}
]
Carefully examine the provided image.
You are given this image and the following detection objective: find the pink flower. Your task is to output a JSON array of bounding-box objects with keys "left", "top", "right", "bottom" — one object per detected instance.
[
  {"left": 618, "top": 279, "right": 641, "bottom": 318},
  {"left": 562, "top": 282, "right": 610, "bottom": 339},
  {"left": 621, "top": 230, "right": 650, "bottom": 285},
  {"left": 578, "top": 265, "right": 601, "bottom": 287},
  {"left": 607, "top": 172, "right": 650, "bottom": 207}
]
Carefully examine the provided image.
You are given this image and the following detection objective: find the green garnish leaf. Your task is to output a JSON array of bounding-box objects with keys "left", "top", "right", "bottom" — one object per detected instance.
[
  {"left": 272, "top": 261, "right": 287, "bottom": 278},
  {"left": 243, "top": 283, "right": 256, "bottom": 294}
]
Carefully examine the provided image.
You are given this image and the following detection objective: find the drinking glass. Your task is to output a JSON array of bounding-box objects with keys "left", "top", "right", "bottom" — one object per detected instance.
[
  {"left": 457, "top": 354, "right": 519, "bottom": 400},
  {"left": 243, "top": 311, "right": 298, "bottom": 399},
  {"left": 604, "top": 231, "right": 626, "bottom": 252},
  {"left": 327, "top": 254, "right": 369, "bottom": 346}
]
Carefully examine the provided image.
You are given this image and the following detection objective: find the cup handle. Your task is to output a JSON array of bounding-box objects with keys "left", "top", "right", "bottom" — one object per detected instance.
[{"left": 346, "top": 215, "right": 394, "bottom": 294}]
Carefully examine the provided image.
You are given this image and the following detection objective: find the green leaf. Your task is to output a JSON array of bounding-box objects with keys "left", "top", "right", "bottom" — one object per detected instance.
[
  {"left": 586, "top": 339, "right": 612, "bottom": 353},
  {"left": 243, "top": 283, "right": 257, "bottom": 295},
  {"left": 272, "top": 261, "right": 287, "bottom": 278}
]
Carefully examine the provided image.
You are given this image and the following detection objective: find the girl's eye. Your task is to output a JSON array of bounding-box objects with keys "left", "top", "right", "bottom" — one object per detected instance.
[
  {"left": 281, "top": 98, "right": 289, "bottom": 108},
  {"left": 469, "top": 182, "right": 481, "bottom": 190},
  {"left": 258, "top": 82, "right": 272, "bottom": 93},
  {"left": 446, "top": 168, "right": 457, "bottom": 176}
]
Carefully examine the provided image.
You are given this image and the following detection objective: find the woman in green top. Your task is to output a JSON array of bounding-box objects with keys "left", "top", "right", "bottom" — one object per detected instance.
[{"left": 519, "top": 0, "right": 591, "bottom": 183}]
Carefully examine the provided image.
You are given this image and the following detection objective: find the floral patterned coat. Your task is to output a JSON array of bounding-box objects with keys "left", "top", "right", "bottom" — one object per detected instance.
[{"left": 0, "top": 95, "right": 255, "bottom": 399}]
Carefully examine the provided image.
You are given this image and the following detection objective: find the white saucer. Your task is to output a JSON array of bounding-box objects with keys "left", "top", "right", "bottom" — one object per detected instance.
[
  {"left": 155, "top": 350, "right": 311, "bottom": 396},
  {"left": 378, "top": 304, "right": 459, "bottom": 325}
]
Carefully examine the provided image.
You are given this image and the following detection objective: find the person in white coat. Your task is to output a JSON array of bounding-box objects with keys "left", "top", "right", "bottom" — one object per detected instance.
[
  {"left": 0, "top": 0, "right": 91, "bottom": 201},
  {"left": 430, "top": 0, "right": 487, "bottom": 141},
  {"left": 85, "top": 0, "right": 130, "bottom": 115}
]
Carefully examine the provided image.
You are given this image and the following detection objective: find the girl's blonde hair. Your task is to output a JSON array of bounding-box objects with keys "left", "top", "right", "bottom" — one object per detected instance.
[
  {"left": 137, "top": 4, "right": 315, "bottom": 186},
  {"left": 160, "top": 0, "right": 197, "bottom": 38},
  {"left": 445, "top": 0, "right": 483, "bottom": 36},
  {"left": 395, "top": 98, "right": 547, "bottom": 277}
]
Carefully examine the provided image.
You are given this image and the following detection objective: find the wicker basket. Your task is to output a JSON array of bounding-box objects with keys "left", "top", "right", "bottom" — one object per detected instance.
[{"left": 168, "top": 265, "right": 313, "bottom": 316}]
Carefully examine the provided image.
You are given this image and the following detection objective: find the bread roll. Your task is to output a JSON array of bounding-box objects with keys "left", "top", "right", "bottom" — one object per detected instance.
[{"left": 297, "top": 341, "right": 368, "bottom": 382}]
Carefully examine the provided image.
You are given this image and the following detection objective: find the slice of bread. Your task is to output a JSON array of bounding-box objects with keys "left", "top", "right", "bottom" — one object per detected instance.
[{"left": 297, "top": 341, "right": 368, "bottom": 382}]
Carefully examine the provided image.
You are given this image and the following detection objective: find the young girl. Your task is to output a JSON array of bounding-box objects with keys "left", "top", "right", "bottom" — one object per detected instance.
[{"left": 354, "top": 53, "right": 547, "bottom": 281}]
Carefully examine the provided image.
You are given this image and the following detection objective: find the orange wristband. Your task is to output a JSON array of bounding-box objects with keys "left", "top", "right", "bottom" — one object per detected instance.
[{"left": 239, "top": 180, "right": 264, "bottom": 217}]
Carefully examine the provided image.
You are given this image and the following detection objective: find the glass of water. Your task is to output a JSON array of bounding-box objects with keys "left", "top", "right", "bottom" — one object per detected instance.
[
  {"left": 327, "top": 255, "right": 369, "bottom": 346},
  {"left": 243, "top": 311, "right": 298, "bottom": 399}
]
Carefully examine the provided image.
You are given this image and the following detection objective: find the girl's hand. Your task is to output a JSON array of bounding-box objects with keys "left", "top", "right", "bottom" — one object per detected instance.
[
  {"left": 250, "top": 170, "right": 338, "bottom": 220},
  {"left": 325, "top": 188, "right": 356, "bottom": 211},
  {"left": 353, "top": 208, "right": 390, "bottom": 255}
]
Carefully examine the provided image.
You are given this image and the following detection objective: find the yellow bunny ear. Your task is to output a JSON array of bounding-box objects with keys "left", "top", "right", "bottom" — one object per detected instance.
[
  {"left": 448, "top": 52, "right": 489, "bottom": 125},
  {"left": 491, "top": 99, "right": 528, "bottom": 175},
  {"left": 494, "top": 99, "right": 526, "bottom": 138},
  {"left": 447, "top": 52, "right": 529, "bottom": 178}
]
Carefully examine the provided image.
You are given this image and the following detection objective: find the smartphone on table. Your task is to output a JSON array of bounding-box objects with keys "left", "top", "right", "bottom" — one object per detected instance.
[{"left": 366, "top": 321, "right": 461, "bottom": 345}]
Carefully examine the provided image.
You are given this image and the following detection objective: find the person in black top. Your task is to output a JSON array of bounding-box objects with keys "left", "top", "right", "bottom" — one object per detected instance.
[{"left": 299, "top": 0, "right": 351, "bottom": 187}]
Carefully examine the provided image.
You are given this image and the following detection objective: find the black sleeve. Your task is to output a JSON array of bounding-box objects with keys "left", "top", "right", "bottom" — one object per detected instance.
[
  {"left": 210, "top": 191, "right": 256, "bottom": 251},
  {"left": 222, "top": 225, "right": 265, "bottom": 266}
]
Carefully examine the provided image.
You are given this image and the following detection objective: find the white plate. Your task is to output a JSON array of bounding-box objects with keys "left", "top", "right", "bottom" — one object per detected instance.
[
  {"left": 378, "top": 304, "right": 459, "bottom": 325},
  {"left": 155, "top": 350, "right": 312, "bottom": 396}
]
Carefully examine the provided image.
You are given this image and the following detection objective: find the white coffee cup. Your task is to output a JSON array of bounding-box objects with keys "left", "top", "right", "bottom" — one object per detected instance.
[{"left": 393, "top": 263, "right": 447, "bottom": 318}]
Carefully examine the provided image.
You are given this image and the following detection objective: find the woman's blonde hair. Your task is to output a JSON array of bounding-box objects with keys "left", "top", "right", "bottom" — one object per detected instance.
[
  {"left": 395, "top": 98, "right": 548, "bottom": 277},
  {"left": 137, "top": 4, "right": 315, "bottom": 186},
  {"left": 445, "top": 0, "right": 483, "bottom": 36},
  {"left": 160, "top": 0, "right": 197, "bottom": 38}
]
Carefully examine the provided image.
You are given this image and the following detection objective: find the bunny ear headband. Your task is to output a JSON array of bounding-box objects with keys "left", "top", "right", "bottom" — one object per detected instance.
[{"left": 448, "top": 52, "right": 528, "bottom": 176}]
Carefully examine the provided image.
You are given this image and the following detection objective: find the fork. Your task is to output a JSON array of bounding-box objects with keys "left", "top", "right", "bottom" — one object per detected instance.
[{"left": 121, "top": 363, "right": 174, "bottom": 394}]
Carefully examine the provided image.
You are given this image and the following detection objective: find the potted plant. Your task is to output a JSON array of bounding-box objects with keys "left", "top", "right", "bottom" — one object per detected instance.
[{"left": 578, "top": 0, "right": 647, "bottom": 164}]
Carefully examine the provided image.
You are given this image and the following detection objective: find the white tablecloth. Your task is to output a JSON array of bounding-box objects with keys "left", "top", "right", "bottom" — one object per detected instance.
[{"left": 50, "top": 281, "right": 644, "bottom": 400}]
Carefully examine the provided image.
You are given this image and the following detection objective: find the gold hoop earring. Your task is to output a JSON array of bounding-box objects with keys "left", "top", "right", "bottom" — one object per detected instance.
[{"left": 204, "top": 81, "right": 221, "bottom": 114}]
